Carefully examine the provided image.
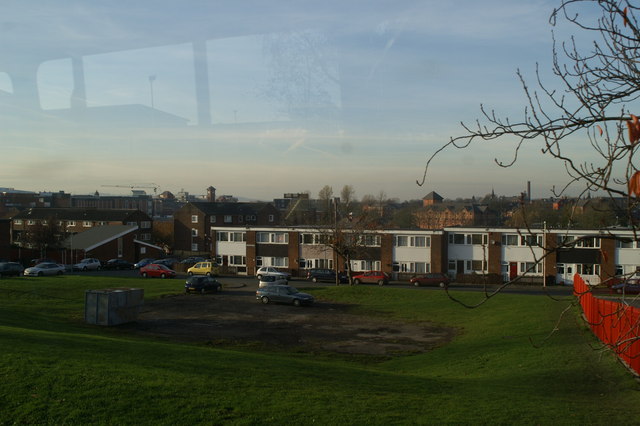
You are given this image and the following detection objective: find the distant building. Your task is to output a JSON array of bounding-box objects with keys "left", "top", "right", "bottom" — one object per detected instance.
[
  {"left": 71, "top": 192, "right": 153, "bottom": 216},
  {"left": 415, "top": 202, "right": 498, "bottom": 229},
  {"left": 422, "top": 191, "right": 444, "bottom": 207},
  {"left": 173, "top": 201, "right": 281, "bottom": 255}
]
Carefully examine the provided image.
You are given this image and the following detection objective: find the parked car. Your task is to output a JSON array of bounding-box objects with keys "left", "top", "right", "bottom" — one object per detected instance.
[
  {"left": 139, "top": 263, "right": 176, "bottom": 279},
  {"left": 181, "top": 256, "right": 206, "bottom": 266},
  {"left": 0, "top": 262, "right": 24, "bottom": 277},
  {"left": 305, "top": 268, "right": 348, "bottom": 283},
  {"left": 256, "top": 285, "right": 314, "bottom": 306},
  {"left": 72, "top": 258, "right": 102, "bottom": 271},
  {"left": 352, "top": 271, "right": 390, "bottom": 286},
  {"left": 134, "top": 258, "right": 155, "bottom": 269},
  {"left": 409, "top": 273, "right": 450, "bottom": 287},
  {"left": 24, "top": 262, "right": 65, "bottom": 276},
  {"left": 258, "top": 275, "right": 289, "bottom": 287},
  {"left": 154, "top": 258, "right": 178, "bottom": 267},
  {"left": 187, "top": 261, "right": 220, "bottom": 277},
  {"left": 103, "top": 259, "right": 135, "bottom": 270},
  {"left": 30, "top": 258, "right": 56, "bottom": 266},
  {"left": 256, "top": 266, "right": 291, "bottom": 280},
  {"left": 611, "top": 278, "right": 640, "bottom": 294},
  {"left": 185, "top": 276, "right": 222, "bottom": 294}
]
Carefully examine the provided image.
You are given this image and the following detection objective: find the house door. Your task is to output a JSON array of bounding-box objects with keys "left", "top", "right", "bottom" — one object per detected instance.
[
  {"left": 509, "top": 262, "right": 518, "bottom": 280},
  {"left": 456, "top": 260, "right": 465, "bottom": 275},
  {"left": 557, "top": 263, "right": 574, "bottom": 286}
]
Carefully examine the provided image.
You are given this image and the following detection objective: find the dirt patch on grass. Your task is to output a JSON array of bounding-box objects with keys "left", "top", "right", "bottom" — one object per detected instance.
[{"left": 123, "top": 286, "right": 456, "bottom": 358}]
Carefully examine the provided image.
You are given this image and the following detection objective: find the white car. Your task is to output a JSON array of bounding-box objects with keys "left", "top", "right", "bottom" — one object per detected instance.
[
  {"left": 256, "top": 266, "right": 291, "bottom": 281},
  {"left": 24, "top": 262, "right": 65, "bottom": 276},
  {"left": 258, "top": 275, "right": 289, "bottom": 288},
  {"left": 73, "top": 258, "right": 102, "bottom": 271}
]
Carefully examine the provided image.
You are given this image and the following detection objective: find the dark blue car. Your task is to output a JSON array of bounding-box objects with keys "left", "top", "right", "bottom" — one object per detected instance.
[{"left": 185, "top": 276, "right": 222, "bottom": 294}]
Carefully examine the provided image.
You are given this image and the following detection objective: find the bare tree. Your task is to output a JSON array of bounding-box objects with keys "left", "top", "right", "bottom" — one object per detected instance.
[
  {"left": 419, "top": 0, "right": 640, "bottom": 361},
  {"left": 318, "top": 185, "right": 333, "bottom": 202},
  {"left": 314, "top": 210, "right": 384, "bottom": 285},
  {"left": 21, "top": 217, "right": 63, "bottom": 258},
  {"left": 421, "top": 1, "right": 640, "bottom": 219},
  {"left": 340, "top": 184, "right": 356, "bottom": 211}
]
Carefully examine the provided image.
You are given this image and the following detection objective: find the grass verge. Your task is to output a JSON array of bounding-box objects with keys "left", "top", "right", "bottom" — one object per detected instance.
[{"left": 1, "top": 276, "right": 638, "bottom": 424}]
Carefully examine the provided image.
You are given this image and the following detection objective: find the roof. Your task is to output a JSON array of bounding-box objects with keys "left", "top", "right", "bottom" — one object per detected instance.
[
  {"left": 13, "top": 208, "right": 147, "bottom": 221},
  {"left": 189, "top": 202, "right": 272, "bottom": 215},
  {"left": 423, "top": 191, "right": 443, "bottom": 201},
  {"left": 63, "top": 225, "right": 138, "bottom": 251}
]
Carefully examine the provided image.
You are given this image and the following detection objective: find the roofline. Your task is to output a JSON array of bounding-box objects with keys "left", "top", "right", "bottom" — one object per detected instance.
[{"left": 82, "top": 225, "right": 139, "bottom": 252}]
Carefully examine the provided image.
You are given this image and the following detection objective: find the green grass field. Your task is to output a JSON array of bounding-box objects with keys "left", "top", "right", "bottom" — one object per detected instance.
[{"left": 1, "top": 275, "right": 639, "bottom": 425}]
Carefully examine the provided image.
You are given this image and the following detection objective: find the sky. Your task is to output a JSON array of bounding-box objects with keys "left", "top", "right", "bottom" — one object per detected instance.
[{"left": 0, "top": 0, "right": 607, "bottom": 202}]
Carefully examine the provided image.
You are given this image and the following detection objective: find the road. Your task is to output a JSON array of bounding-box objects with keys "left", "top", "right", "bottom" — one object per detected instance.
[{"left": 74, "top": 268, "right": 575, "bottom": 297}]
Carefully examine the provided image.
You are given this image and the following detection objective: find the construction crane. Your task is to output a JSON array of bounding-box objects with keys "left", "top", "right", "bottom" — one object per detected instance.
[{"left": 101, "top": 183, "right": 159, "bottom": 194}]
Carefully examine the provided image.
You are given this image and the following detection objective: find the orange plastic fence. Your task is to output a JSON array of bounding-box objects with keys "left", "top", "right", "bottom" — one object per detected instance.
[{"left": 574, "top": 274, "right": 640, "bottom": 375}]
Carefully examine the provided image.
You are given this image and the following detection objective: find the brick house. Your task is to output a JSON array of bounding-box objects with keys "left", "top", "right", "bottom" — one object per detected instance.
[
  {"left": 61, "top": 224, "right": 164, "bottom": 264},
  {"left": 11, "top": 208, "right": 153, "bottom": 248},
  {"left": 173, "top": 202, "right": 280, "bottom": 256}
]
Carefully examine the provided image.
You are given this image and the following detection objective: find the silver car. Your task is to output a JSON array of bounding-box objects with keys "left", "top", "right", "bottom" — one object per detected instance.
[
  {"left": 256, "top": 285, "right": 314, "bottom": 306},
  {"left": 24, "top": 262, "right": 65, "bottom": 276}
]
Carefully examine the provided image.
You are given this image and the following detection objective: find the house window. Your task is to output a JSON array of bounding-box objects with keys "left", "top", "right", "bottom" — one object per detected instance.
[
  {"left": 217, "top": 232, "right": 229, "bottom": 241},
  {"left": 211, "top": 215, "right": 216, "bottom": 223},
  {"left": 449, "top": 233, "right": 465, "bottom": 244},
  {"left": 83, "top": 221, "right": 92, "bottom": 227},
  {"left": 238, "top": 215, "right": 243, "bottom": 223},
  {"left": 117, "top": 237, "right": 123, "bottom": 257},
  {"left": 14, "top": 219, "right": 22, "bottom": 225},
  {"left": 229, "top": 256, "right": 246, "bottom": 266},
  {"left": 520, "top": 262, "right": 542, "bottom": 274},
  {"left": 502, "top": 234, "right": 519, "bottom": 246},
  {"left": 413, "top": 236, "right": 429, "bottom": 247},
  {"left": 577, "top": 264, "right": 600, "bottom": 275},
  {"left": 230, "top": 232, "right": 246, "bottom": 242},
  {"left": 191, "top": 215, "right": 198, "bottom": 223},
  {"left": 616, "top": 239, "right": 635, "bottom": 248},
  {"left": 224, "top": 215, "right": 232, "bottom": 223},
  {"left": 520, "top": 235, "right": 541, "bottom": 246},
  {"left": 27, "top": 220, "right": 35, "bottom": 225},
  {"left": 360, "top": 234, "right": 381, "bottom": 246},
  {"left": 140, "top": 221, "right": 151, "bottom": 229},
  {"left": 576, "top": 237, "right": 600, "bottom": 248},
  {"left": 467, "top": 234, "right": 486, "bottom": 245},
  {"left": 467, "top": 260, "right": 486, "bottom": 272},
  {"left": 99, "top": 221, "right": 107, "bottom": 226},
  {"left": 191, "top": 243, "right": 198, "bottom": 251},
  {"left": 257, "top": 232, "right": 288, "bottom": 244},
  {"left": 395, "top": 236, "right": 408, "bottom": 246},
  {"left": 67, "top": 221, "right": 76, "bottom": 227},
  {"left": 256, "top": 256, "right": 263, "bottom": 267},
  {"left": 191, "top": 228, "right": 198, "bottom": 237},
  {"left": 268, "top": 214, "right": 275, "bottom": 222}
]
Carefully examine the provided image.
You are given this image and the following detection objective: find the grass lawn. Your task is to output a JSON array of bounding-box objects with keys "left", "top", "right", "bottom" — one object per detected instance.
[{"left": 1, "top": 275, "right": 639, "bottom": 425}]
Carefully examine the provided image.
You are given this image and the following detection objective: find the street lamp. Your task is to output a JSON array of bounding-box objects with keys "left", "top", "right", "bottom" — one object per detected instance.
[{"left": 149, "top": 75, "right": 156, "bottom": 109}]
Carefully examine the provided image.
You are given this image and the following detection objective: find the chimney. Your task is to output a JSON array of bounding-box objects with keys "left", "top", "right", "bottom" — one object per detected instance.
[{"left": 206, "top": 186, "right": 216, "bottom": 202}]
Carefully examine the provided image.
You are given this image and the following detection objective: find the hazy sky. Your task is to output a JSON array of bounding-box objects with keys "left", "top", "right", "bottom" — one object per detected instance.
[{"left": 0, "top": 0, "right": 604, "bottom": 201}]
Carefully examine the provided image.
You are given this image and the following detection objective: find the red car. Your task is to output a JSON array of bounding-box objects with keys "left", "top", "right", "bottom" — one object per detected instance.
[
  {"left": 139, "top": 263, "right": 176, "bottom": 279},
  {"left": 352, "top": 270, "right": 389, "bottom": 286},
  {"left": 409, "top": 273, "right": 450, "bottom": 287}
]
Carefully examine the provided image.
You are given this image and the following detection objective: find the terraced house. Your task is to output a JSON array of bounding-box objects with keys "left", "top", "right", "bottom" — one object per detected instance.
[{"left": 207, "top": 225, "right": 635, "bottom": 286}]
